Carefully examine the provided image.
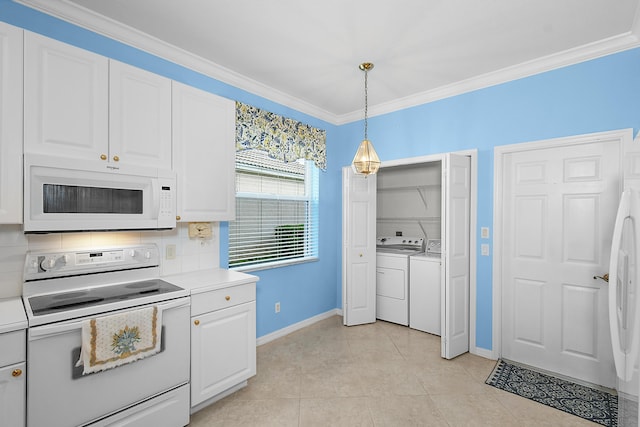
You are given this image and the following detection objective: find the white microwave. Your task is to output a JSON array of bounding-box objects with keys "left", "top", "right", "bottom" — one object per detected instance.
[{"left": 24, "top": 154, "right": 176, "bottom": 233}]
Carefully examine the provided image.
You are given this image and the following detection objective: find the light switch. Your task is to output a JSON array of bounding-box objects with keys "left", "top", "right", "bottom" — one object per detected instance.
[
  {"left": 188, "top": 222, "right": 212, "bottom": 239},
  {"left": 481, "top": 227, "right": 490, "bottom": 239},
  {"left": 481, "top": 244, "right": 490, "bottom": 256}
]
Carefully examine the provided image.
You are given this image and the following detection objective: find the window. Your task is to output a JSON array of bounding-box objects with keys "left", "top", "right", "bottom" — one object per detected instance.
[{"left": 229, "top": 149, "right": 319, "bottom": 270}]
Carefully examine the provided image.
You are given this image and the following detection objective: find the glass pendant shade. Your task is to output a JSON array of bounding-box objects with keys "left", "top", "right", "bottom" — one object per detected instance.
[
  {"left": 352, "top": 62, "right": 380, "bottom": 175},
  {"left": 352, "top": 139, "right": 380, "bottom": 175}
]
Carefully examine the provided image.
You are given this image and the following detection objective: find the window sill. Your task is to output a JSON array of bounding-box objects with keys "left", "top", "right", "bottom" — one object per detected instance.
[{"left": 231, "top": 256, "right": 319, "bottom": 273}]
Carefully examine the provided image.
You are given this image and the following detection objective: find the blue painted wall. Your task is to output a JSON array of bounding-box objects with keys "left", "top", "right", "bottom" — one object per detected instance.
[
  {"left": 4, "top": 0, "right": 640, "bottom": 348},
  {"left": 333, "top": 49, "right": 640, "bottom": 349}
]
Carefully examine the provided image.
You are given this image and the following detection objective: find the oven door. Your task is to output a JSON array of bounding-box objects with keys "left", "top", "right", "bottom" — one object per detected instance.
[{"left": 27, "top": 298, "right": 190, "bottom": 427}]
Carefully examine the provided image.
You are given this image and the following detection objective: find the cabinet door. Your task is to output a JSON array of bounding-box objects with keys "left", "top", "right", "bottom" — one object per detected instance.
[
  {"left": 191, "top": 301, "right": 256, "bottom": 406},
  {"left": 110, "top": 60, "right": 172, "bottom": 169},
  {"left": 0, "top": 22, "right": 22, "bottom": 224},
  {"left": 24, "top": 31, "right": 108, "bottom": 160},
  {"left": 172, "top": 82, "right": 236, "bottom": 221},
  {"left": 0, "top": 362, "right": 26, "bottom": 427}
]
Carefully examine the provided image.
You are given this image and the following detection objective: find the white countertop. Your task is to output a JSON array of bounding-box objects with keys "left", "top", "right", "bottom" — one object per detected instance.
[
  {"left": 0, "top": 297, "right": 27, "bottom": 334},
  {"left": 163, "top": 268, "right": 259, "bottom": 295}
]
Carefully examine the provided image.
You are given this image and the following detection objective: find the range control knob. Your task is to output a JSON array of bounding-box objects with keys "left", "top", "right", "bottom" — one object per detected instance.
[
  {"left": 128, "top": 249, "right": 136, "bottom": 258},
  {"left": 40, "top": 257, "right": 56, "bottom": 271}
]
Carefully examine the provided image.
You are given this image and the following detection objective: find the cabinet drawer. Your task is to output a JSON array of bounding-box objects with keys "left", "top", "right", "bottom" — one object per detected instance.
[
  {"left": 191, "top": 282, "right": 256, "bottom": 316},
  {"left": 0, "top": 330, "right": 25, "bottom": 367}
]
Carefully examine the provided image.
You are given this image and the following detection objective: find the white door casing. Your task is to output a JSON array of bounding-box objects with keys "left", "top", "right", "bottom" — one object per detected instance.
[
  {"left": 442, "top": 153, "right": 471, "bottom": 359},
  {"left": 497, "top": 129, "right": 628, "bottom": 388},
  {"left": 342, "top": 167, "right": 377, "bottom": 326}
]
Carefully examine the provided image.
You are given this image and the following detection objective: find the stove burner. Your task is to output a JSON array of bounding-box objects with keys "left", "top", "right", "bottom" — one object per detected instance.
[
  {"left": 49, "top": 297, "right": 106, "bottom": 311},
  {"left": 53, "top": 291, "right": 88, "bottom": 299},
  {"left": 125, "top": 281, "right": 158, "bottom": 289},
  {"left": 28, "top": 279, "right": 184, "bottom": 316}
]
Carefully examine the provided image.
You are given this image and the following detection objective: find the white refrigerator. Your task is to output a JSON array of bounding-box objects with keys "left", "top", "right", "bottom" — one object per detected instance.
[{"left": 609, "top": 188, "right": 640, "bottom": 427}]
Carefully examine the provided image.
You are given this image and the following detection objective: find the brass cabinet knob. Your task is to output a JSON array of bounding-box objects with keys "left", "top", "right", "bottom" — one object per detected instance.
[
  {"left": 113, "top": 155, "right": 120, "bottom": 162},
  {"left": 194, "top": 320, "right": 200, "bottom": 326},
  {"left": 225, "top": 296, "right": 231, "bottom": 301},
  {"left": 176, "top": 215, "right": 181, "bottom": 221},
  {"left": 100, "top": 154, "right": 107, "bottom": 160},
  {"left": 12, "top": 369, "right": 22, "bottom": 377}
]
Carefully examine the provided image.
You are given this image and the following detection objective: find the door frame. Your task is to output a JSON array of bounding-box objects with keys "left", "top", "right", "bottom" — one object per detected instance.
[
  {"left": 492, "top": 128, "right": 631, "bottom": 360},
  {"left": 378, "top": 149, "right": 478, "bottom": 354}
]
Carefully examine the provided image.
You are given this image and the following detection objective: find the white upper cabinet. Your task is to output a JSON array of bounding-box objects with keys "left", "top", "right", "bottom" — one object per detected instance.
[
  {"left": 0, "top": 22, "right": 23, "bottom": 224},
  {"left": 172, "top": 81, "right": 236, "bottom": 222},
  {"left": 109, "top": 60, "right": 172, "bottom": 169},
  {"left": 24, "top": 33, "right": 172, "bottom": 169},
  {"left": 24, "top": 31, "right": 109, "bottom": 160}
]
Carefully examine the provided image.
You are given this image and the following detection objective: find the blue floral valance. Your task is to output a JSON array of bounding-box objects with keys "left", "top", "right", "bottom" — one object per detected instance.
[{"left": 235, "top": 101, "right": 326, "bottom": 170}]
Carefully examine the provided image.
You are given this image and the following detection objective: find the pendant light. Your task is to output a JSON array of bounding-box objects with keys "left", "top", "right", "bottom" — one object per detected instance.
[{"left": 351, "top": 62, "right": 381, "bottom": 175}]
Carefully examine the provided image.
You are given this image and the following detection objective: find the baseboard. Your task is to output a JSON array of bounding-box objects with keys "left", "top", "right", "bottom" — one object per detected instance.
[
  {"left": 256, "top": 308, "right": 341, "bottom": 346},
  {"left": 470, "top": 345, "right": 496, "bottom": 360}
]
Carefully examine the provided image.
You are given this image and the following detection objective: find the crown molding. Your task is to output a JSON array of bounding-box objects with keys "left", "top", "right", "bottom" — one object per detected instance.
[
  {"left": 337, "top": 31, "right": 640, "bottom": 124},
  {"left": 13, "top": 0, "right": 338, "bottom": 124},
  {"left": 14, "top": 0, "right": 640, "bottom": 126}
]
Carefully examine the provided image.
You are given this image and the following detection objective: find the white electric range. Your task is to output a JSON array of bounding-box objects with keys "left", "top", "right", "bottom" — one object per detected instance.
[{"left": 22, "top": 245, "right": 191, "bottom": 427}]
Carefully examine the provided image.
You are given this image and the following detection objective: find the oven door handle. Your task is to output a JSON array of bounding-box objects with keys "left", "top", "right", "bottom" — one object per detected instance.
[{"left": 28, "top": 297, "right": 190, "bottom": 339}]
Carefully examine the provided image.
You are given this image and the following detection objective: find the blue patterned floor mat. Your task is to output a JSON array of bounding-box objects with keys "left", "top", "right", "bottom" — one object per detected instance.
[{"left": 485, "top": 359, "right": 617, "bottom": 426}]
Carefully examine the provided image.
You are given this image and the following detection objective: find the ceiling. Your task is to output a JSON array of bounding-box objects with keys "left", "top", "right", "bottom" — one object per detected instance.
[{"left": 17, "top": 0, "right": 640, "bottom": 124}]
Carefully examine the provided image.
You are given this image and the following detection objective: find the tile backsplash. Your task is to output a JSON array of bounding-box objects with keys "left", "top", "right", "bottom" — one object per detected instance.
[{"left": 0, "top": 222, "right": 220, "bottom": 299}]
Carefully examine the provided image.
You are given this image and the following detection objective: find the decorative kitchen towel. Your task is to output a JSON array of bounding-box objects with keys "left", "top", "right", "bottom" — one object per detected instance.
[{"left": 76, "top": 306, "right": 161, "bottom": 375}]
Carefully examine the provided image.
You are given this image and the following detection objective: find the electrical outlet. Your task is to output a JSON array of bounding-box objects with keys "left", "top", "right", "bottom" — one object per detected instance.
[
  {"left": 275, "top": 302, "right": 280, "bottom": 313},
  {"left": 165, "top": 244, "right": 176, "bottom": 260}
]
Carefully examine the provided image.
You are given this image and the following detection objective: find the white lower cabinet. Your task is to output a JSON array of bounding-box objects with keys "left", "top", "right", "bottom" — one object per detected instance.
[
  {"left": 190, "top": 283, "right": 256, "bottom": 408},
  {"left": 0, "top": 330, "right": 26, "bottom": 427}
]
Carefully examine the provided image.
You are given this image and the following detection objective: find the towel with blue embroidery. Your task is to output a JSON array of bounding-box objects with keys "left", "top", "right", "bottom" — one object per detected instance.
[{"left": 76, "top": 306, "right": 161, "bottom": 374}]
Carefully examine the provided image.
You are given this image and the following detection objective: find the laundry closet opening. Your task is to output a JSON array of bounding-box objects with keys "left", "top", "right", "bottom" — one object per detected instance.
[{"left": 342, "top": 151, "right": 475, "bottom": 360}]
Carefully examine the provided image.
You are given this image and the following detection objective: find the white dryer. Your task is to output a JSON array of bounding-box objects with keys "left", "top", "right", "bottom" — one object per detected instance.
[
  {"left": 376, "top": 236, "right": 424, "bottom": 325},
  {"left": 409, "top": 239, "right": 442, "bottom": 335}
]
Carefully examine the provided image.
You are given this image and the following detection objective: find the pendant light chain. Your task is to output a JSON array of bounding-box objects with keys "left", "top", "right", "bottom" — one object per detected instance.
[{"left": 364, "top": 67, "right": 368, "bottom": 141}]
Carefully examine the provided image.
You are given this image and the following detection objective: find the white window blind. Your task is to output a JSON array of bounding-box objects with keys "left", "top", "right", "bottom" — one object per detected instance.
[{"left": 229, "top": 149, "right": 319, "bottom": 270}]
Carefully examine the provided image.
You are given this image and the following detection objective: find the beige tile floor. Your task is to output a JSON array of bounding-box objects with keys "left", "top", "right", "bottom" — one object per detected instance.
[{"left": 189, "top": 315, "right": 595, "bottom": 426}]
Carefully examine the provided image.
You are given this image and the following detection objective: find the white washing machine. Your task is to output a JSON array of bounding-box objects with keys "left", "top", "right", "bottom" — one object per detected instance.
[
  {"left": 409, "top": 239, "right": 442, "bottom": 335},
  {"left": 376, "top": 236, "right": 424, "bottom": 326}
]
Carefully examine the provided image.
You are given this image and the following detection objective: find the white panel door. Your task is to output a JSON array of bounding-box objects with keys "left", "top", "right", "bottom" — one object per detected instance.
[
  {"left": 0, "top": 22, "right": 22, "bottom": 224},
  {"left": 502, "top": 137, "right": 620, "bottom": 387},
  {"left": 442, "top": 154, "right": 471, "bottom": 359},
  {"left": 342, "top": 167, "right": 377, "bottom": 326},
  {"left": 24, "top": 31, "right": 108, "bottom": 159},
  {"left": 109, "top": 60, "right": 172, "bottom": 169}
]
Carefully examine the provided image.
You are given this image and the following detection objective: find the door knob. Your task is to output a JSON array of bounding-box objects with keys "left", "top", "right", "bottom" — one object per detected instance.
[{"left": 593, "top": 273, "right": 609, "bottom": 283}]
